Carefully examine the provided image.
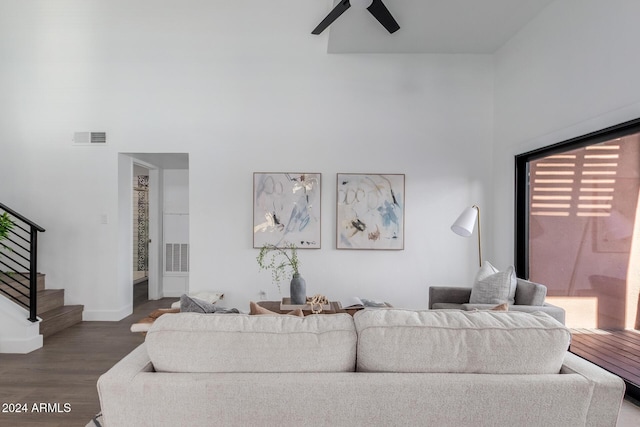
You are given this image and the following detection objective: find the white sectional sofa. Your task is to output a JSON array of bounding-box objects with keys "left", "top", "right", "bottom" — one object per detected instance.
[{"left": 97, "top": 309, "right": 625, "bottom": 426}]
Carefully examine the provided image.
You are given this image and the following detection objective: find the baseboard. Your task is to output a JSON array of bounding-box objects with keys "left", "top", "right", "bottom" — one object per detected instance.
[
  {"left": 0, "top": 334, "right": 43, "bottom": 354},
  {"left": 82, "top": 304, "right": 133, "bottom": 321},
  {"left": 162, "top": 290, "right": 185, "bottom": 298}
]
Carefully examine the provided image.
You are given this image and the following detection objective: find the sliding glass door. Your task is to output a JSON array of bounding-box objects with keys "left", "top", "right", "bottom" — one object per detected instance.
[
  {"left": 515, "top": 119, "right": 640, "bottom": 396},
  {"left": 516, "top": 120, "right": 640, "bottom": 328}
]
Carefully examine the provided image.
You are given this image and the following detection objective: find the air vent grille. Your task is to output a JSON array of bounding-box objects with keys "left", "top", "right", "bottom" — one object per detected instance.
[
  {"left": 165, "top": 243, "right": 189, "bottom": 273},
  {"left": 91, "top": 132, "right": 106, "bottom": 144},
  {"left": 73, "top": 131, "right": 107, "bottom": 145}
]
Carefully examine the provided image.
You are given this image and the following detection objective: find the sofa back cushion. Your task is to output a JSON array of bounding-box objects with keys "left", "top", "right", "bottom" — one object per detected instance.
[
  {"left": 514, "top": 278, "right": 547, "bottom": 306},
  {"left": 354, "top": 309, "right": 570, "bottom": 374},
  {"left": 146, "top": 313, "right": 357, "bottom": 373}
]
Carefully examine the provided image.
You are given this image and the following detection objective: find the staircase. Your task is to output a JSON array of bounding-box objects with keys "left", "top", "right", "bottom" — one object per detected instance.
[
  {"left": 1, "top": 202, "right": 84, "bottom": 342},
  {"left": 0, "top": 272, "right": 83, "bottom": 337}
]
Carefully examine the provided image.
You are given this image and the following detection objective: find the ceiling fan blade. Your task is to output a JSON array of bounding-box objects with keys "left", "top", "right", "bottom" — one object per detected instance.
[
  {"left": 367, "top": 0, "right": 400, "bottom": 34},
  {"left": 312, "top": 0, "right": 351, "bottom": 35}
]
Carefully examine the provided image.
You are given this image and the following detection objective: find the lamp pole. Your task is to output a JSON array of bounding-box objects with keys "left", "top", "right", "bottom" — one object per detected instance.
[{"left": 473, "top": 205, "right": 482, "bottom": 267}]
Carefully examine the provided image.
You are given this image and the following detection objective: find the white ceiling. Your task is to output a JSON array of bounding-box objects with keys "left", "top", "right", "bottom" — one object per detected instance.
[{"left": 322, "top": 0, "right": 555, "bottom": 53}]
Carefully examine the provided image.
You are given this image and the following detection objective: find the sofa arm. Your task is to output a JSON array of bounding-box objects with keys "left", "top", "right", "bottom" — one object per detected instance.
[
  {"left": 97, "top": 344, "right": 154, "bottom": 427},
  {"left": 561, "top": 352, "right": 625, "bottom": 426},
  {"left": 428, "top": 286, "right": 472, "bottom": 309}
]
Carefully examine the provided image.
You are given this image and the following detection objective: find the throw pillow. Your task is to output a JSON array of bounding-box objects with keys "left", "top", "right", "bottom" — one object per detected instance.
[
  {"left": 249, "top": 301, "right": 304, "bottom": 317},
  {"left": 474, "top": 261, "right": 499, "bottom": 282},
  {"left": 180, "top": 294, "right": 239, "bottom": 313},
  {"left": 171, "top": 291, "right": 224, "bottom": 309},
  {"left": 490, "top": 303, "right": 509, "bottom": 311},
  {"left": 469, "top": 263, "right": 517, "bottom": 305}
]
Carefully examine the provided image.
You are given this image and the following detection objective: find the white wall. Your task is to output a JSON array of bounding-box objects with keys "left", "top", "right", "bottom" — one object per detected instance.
[
  {"left": 493, "top": 0, "right": 640, "bottom": 268},
  {"left": 162, "top": 169, "right": 189, "bottom": 297},
  {"left": 0, "top": 1, "right": 494, "bottom": 316}
]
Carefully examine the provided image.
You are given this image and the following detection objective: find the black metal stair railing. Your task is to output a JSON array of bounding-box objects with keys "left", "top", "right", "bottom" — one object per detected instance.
[{"left": 0, "top": 202, "right": 45, "bottom": 322}]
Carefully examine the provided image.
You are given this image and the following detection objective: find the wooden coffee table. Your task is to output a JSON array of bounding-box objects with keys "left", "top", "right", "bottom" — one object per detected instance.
[{"left": 257, "top": 300, "right": 348, "bottom": 316}]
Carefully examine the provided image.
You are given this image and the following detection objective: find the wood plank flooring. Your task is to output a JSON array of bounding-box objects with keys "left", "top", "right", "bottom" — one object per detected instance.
[
  {"left": 570, "top": 328, "right": 640, "bottom": 397},
  {"left": 0, "top": 297, "right": 177, "bottom": 427}
]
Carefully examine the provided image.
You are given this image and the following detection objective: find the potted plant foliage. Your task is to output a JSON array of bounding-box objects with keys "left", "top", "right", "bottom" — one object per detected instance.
[
  {"left": 0, "top": 212, "right": 14, "bottom": 252},
  {"left": 256, "top": 242, "right": 306, "bottom": 304}
]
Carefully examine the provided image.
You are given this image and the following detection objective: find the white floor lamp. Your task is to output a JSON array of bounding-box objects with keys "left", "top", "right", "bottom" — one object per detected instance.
[{"left": 451, "top": 205, "right": 482, "bottom": 267}]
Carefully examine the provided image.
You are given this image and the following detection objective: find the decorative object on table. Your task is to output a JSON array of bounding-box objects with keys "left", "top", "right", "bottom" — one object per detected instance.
[
  {"left": 306, "top": 294, "right": 329, "bottom": 314},
  {"left": 253, "top": 172, "right": 321, "bottom": 249},
  {"left": 336, "top": 173, "right": 404, "bottom": 250},
  {"left": 257, "top": 242, "right": 306, "bottom": 304},
  {"left": 279, "top": 297, "right": 332, "bottom": 312},
  {"left": 289, "top": 273, "right": 306, "bottom": 305},
  {"left": 451, "top": 204, "right": 482, "bottom": 266},
  {"left": 249, "top": 301, "right": 304, "bottom": 317},
  {"left": 339, "top": 296, "right": 390, "bottom": 309}
]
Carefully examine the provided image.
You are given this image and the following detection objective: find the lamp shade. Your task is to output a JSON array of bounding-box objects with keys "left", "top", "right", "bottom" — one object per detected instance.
[{"left": 451, "top": 206, "right": 478, "bottom": 237}]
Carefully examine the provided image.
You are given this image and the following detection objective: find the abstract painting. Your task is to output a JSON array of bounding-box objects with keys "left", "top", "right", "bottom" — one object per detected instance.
[
  {"left": 336, "top": 173, "right": 404, "bottom": 250},
  {"left": 253, "top": 173, "right": 321, "bottom": 248}
]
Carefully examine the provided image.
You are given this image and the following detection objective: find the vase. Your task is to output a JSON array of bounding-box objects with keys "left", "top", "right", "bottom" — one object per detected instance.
[{"left": 290, "top": 273, "right": 306, "bottom": 305}]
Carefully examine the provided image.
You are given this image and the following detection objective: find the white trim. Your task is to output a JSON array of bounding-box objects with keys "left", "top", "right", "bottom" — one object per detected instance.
[
  {"left": 82, "top": 304, "right": 132, "bottom": 321},
  {"left": 147, "top": 168, "right": 162, "bottom": 300},
  {"left": 0, "top": 295, "right": 43, "bottom": 353},
  {"left": 161, "top": 290, "right": 186, "bottom": 298},
  {"left": 0, "top": 334, "right": 43, "bottom": 354}
]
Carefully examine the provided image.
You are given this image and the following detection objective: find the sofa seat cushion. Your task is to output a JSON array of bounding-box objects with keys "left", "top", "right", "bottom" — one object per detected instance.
[
  {"left": 354, "top": 309, "right": 570, "bottom": 374},
  {"left": 145, "top": 312, "right": 357, "bottom": 373}
]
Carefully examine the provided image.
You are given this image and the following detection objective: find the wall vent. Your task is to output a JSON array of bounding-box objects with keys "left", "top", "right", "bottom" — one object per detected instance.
[
  {"left": 165, "top": 243, "right": 189, "bottom": 273},
  {"left": 73, "top": 132, "right": 107, "bottom": 145}
]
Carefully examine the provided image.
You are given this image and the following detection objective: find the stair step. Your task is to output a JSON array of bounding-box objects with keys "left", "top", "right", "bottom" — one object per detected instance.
[
  {"left": 36, "top": 289, "right": 65, "bottom": 314},
  {"left": 39, "top": 305, "right": 84, "bottom": 338},
  {"left": 0, "top": 272, "right": 45, "bottom": 295},
  {"left": 9, "top": 289, "right": 64, "bottom": 315}
]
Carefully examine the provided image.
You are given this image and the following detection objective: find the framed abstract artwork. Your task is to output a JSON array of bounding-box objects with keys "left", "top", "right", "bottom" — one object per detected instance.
[
  {"left": 253, "top": 173, "right": 321, "bottom": 249},
  {"left": 336, "top": 173, "right": 405, "bottom": 250}
]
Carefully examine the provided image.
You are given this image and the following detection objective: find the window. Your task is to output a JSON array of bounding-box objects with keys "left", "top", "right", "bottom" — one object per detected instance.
[{"left": 515, "top": 118, "right": 640, "bottom": 396}]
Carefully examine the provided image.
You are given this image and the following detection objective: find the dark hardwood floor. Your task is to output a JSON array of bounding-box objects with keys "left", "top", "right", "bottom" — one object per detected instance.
[
  {"left": 570, "top": 328, "right": 640, "bottom": 399},
  {"left": 133, "top": 279, "right": 149, "bottom": 307},
  {"left": 0, "top": 296, "right": 177, "bottom": 427}
]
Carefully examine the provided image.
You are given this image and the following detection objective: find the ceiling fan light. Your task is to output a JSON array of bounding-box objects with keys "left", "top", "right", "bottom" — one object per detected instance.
[{"left": 350, "top": 0, "right": 374, "bottom": 9}]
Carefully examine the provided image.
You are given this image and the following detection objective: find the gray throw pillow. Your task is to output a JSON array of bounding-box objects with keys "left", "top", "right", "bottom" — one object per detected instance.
[
  {"left": 180, "top": 294, "right": 239, "bottom": 313},
  {"left": 473, "top": 261, "right": 499, "bottom": 283},
  {"left": 469, "top": 263, "right": 517, "bottom": 305}
]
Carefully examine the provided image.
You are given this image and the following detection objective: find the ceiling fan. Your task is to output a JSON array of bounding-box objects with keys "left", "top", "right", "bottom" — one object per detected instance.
[{"left": 312, "top": 0, "right": 400, "bottom": 35}]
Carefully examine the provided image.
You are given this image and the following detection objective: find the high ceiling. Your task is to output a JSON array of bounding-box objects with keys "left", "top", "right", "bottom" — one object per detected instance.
[{"left": 321, "top": 0, "right": 555, "bottom": 53}]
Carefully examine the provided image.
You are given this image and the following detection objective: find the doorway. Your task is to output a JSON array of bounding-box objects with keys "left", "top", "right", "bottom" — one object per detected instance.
[
  {"left": 133, "top": 164, "right": 150, "bottom": 307},
  {"left": 119, "top": 152, "right": 190, "bottom": 307}
]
